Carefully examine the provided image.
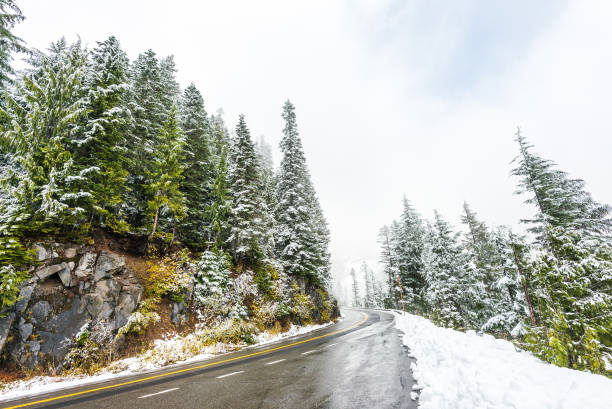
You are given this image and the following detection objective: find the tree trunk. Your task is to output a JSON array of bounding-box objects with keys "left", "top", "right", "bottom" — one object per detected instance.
[{"left": 511, "top": 245, "right": 537, "bottom": 326}]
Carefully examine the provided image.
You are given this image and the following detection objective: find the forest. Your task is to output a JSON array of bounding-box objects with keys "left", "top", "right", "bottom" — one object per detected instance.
[
  {"left": 357, "top": 129, "right": 612, "bottom": 377},
  {"left": 0, "top": 0, "right": 331, "bottom": 343}
]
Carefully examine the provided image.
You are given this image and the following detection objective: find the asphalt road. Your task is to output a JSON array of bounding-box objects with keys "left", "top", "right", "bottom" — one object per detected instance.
[{"left": 2, "top": 309, "right": 417, "bottom": 409}]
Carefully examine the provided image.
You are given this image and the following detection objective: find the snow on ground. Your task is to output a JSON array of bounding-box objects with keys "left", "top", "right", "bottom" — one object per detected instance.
[
  {"left": 394, "top": 312, "right": 612, "bottom": 409},
  {"left": 0, "top": 321, "right": 334, "bottom": 403}
]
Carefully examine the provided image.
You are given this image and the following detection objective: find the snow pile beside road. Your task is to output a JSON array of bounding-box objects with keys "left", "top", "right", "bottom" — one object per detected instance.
[
  {"left": 394, "top": 312, "right": 612, "bottom": 409},
  {"left": 0, "top": 321, "right": 334, "bottom": 403}
]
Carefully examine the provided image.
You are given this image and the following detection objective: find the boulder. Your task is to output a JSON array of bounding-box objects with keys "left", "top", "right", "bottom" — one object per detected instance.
[
  {"left": 95, "top": 279, "right": 121, "bottom": 302},
  {"left": 85, "top": 293, "right": 104, "bottom": 318},
  {"left": 58, "top": 263, "right": 75, "bottom": 287},
  {"left": 18, "top": 321, "right": 33, "bottom": 341},
  {"left": 0, "top": 312, "right": 15, "bottom": 353},
  {"left": 171, "top": 301, "right": 186, "bottom": 326},
  {"left": 64, "top": 247, "right": 77, "bottom": 259},
  {"left": 33, "top": 244, "right": 58, "bottom": 262},
  {"left": 94, "top": 251, "right": 125, "bottom": 281},
  {"left": 15, "top": 285, "right": 35, "bottom": 315},
  {"left": 35, "top": 264, "right": 64, "bottom": 280},
  {"left": 74, "top": 252, "right": 97, "bottom": 279},
  {"left": 30, "top": 300, "right": 51, "bottom": 324},
  {"left": 114, "top": 293, "right": 139, "bottom": 329}
]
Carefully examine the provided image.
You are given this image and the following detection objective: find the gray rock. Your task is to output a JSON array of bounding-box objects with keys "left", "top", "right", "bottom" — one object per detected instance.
[
  {"left": 19, "top": 321, "right": 33, "bottom": 340},
  {"left": 35, "top": 263, "right": 64, "bottom": 280},
  {"left": 74, "top": 252, "right": 97, "bottom": 278},
  {"left": 121, "top": 283, "right": 144, "bottom": 305},
  {"left": 99, "top": 302, "right": 115, "bottom": 320},
  {"left": 78, "top": 280, "right": 92, "bottom": 294},
  {"left": 31, "top": 300, "right": 51, "bottom": 324},
  {"left": 95, "top": 279, "right": 121, "bottom": 302},
  {"left": 38, "top": 331, "right": 72, "bottom": 362},
  {"left": 33, "top": 244, "right": 58, "bottom": 262},
  {"left": 15, "top": 285, "right": 35, "bottom": 315},
  {"left": 171, "top": 302, "right": 185, "bottom": 326},
  {"left": 94, "top": 251, "right": 125, "bottom": 281},
  {"left": 42, "top": 297, "right": 89, "bottom": 336},
  {"left": 58, "top": 263, "right": 75, "bottom": 287},
  {"left": 85, "top": 293, "right": 104, "bottom": 317},
  {"left": 114, "top": 292, "right": 139, "bottom": 329},
  {"left": 64, "top": 247, "right": 77, "bottom": 259},
  {"left": 0, "top": 312, "right": 15, "bottom": 353}
]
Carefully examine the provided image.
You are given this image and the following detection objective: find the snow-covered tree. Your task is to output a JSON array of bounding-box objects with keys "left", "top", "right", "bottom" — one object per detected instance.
[
  {"left": 73, "top": 36, "right": 129, "bottom": 224},
  {"left": 275, "top": 100, "right": 330, "bottom": 284},
  {"left": 2, "top": 40, "right": 91, "bottom": 234},
  {"left": 227, "top": 115, "right": 271, "bottom": 265},
  {"left": 423, "top": 211, "right": 465, "bottom": 329},
  {"left": 0, "top": 0, "right": 27, "bottom": 88},
  {"left": 350, "top": 267, "right": 361, "bottom": 307},
  {"left": 177, "top": 83, "right": 213, "bottom": 248},
  {"left": 146, "top": 105, "right": 185, "bottom": 237}
]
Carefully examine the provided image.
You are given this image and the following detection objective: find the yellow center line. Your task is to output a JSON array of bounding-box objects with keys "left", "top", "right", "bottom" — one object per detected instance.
[{"left": 3, "top": 312, "right": 368, "bottom": 409}]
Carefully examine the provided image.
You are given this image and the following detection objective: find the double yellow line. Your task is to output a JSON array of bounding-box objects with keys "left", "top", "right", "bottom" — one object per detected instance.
[{"left": 3, "top": 312, "right": 368, "bottom": 409}]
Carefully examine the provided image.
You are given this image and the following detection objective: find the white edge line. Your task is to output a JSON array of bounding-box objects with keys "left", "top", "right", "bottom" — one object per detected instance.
[
  {"left": 216, "top": 371, "right": 245, "bottom": 379},
  {"left": 138, "top": 387, "right": 179, "bottom": 399},
  {"left": 325, "top": 343, "right": 338, "bottom": 348},
  {"left": 301, "top": 350, "right": 317, "bottom": 355},
  {"left": 265, "top": 359, "right": 286, "bottom": 365}
]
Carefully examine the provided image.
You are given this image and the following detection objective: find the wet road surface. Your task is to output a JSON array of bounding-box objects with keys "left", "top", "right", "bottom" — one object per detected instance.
[{"left": 2, "top": 309, "right": 417, "bottom": 409}]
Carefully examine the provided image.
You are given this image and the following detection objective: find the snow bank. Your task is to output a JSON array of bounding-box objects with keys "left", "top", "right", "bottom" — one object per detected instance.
[
  {"left": 394, "top": 312, "right": 612, "bottom": 409},
  {"left": 0, "top": 321, "right": 334, "bottom": 403}
]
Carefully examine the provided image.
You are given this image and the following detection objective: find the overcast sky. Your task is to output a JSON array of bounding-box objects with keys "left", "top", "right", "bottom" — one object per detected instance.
[{"left": 14, "top": 0, "right": 612, "bottom": 300}]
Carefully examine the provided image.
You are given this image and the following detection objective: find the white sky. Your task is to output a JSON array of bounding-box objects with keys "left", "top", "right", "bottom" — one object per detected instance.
[{"left": 14, "top": 0, "right": 612, "bottom": 301}]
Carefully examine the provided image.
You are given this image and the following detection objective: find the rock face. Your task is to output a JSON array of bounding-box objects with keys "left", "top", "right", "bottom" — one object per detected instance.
[{"left": 0, "top": 243, "right": 144, "bottom": 372}]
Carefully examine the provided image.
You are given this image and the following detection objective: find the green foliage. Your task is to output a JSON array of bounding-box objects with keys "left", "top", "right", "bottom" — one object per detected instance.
[{"left": 290, "top": 283, "right": 315, "bottom": 325}]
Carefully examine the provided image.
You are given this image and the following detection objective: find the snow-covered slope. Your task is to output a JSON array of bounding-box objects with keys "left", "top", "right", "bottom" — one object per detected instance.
[{"left": 394, "top": 312, "right": 612, "bottom": 409}]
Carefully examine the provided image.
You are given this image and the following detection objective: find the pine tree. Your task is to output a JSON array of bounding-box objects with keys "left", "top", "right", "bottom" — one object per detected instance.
[
  {"left": 350, "top": 267, "right": 361, "bottom": 307},
  {"left": 511, "top": 128, "right": 611, "bottom": 243},
  {"left": 2, "top": 40, "right": 90, "bottom": 235},
  {"left": 227, "top": 115, "right": 270, "bottom": 265},
  {"left": 73, "top": 36, "right": 129, "bottom": 224},
  {"left": 379, "top": 224, "right": 401, "bottom": 308},
  {"left": 395, "top": 198, "right": 427, "bottom": 313},
  {"left": 146, "top": 106, "right": 185, "bottom": 238},
  {"left": 177, "top": 83, "right": 213, "bottom": 248},
  {"left": 124, "top": 49, "right": 167, "bottom": 227},
  {"left": 276, "top": 100, "right": 330, "bottom": 284},
  {"left": 423, "top": 211, "right": 465, "bottom": 329},
  {"left": 0, "top": 0, "right": 27, "bottom": 88},
  {"left": 207, "top": 145, "right": 231, "bottom": 250}
]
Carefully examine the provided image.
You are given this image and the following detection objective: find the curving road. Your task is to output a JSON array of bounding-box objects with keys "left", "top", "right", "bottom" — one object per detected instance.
[{"left": 2, "top": 309, "right": 417, "bottom": 409}]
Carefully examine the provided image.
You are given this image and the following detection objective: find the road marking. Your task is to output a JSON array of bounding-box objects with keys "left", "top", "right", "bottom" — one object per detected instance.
[
  {"left": 301, "top": 350, "right": 317, "bottom": 355},
  {"left": 325, "top": 343, "right": 338, "bottom": 348},
  {"left": 265, "top": 359, "right": 286, "bottom": 365},
  {"left": 138, "top": 388, "right": 179, "bottom": 399},
  {"left": 2, "top": 312, "right": 368, "bottom": 409},
  {"left": 216, "top": 371, "right": 244, "bottom": 379}
]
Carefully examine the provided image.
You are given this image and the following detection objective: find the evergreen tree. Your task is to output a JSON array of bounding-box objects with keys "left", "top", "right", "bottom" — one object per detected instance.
[
  {"left": 379, "top": 224, "right": 400, "bottom": 308},
  {"left": 276, "top": 100, "right": 330, "bottom": 284},
  {"left": 177, "top": 83, "right": 213, "bottom": 248},
  {"left": 227, "top": 115, "right": 270, "bottom": 265},
  {"left": 124, "top": 49, "right": 166, "bottom": 227},
  {"left": 350, "top": 267, "right": 361, "bottom": 307},
  {"left": 2, "top": 41, "right": 91, "bottom": 235},
  {"left": 423, "top": 211, "right": 465, "bottom": 329},
  {"left": 146, "top": 105, "right": 185, "bottom": 238},
  {"left": 511, "top": 128, "right": 611, "bottom": 243},
  {"left": 395, "top": 198, "right": 427, "bottom": 313},
  {"left": 0, "top": 0, "right": 27, "bottom": 88},
  {"left": 73, "top": 36, "right": 129, "bottom": 224},
  {"left": 207, "top": 145, "right": 231, "bottom": 250}
]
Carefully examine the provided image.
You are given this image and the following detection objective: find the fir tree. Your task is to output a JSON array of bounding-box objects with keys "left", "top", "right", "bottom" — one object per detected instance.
[
  {"left": 146, "top": 105, "right": 185, "bottom": 238},
  {"left": 207, "top": 145, "right": 231, "bottom": 250},
  {"left": 424, "top": 211, "right": 465, "bottom": 329},
  {"left": 73, "top": 36, "right": 129, "bottom": 224},
  {"left": 0, "top": 0, "right": 27, "bottom": 88},
  {"left": 350, "top": 267, "right": 361, "bottom": 307},
  {"left": 177, "top": 83, "right": 213, "bottom": 248},
  {"left": 227, "top": 115, "right": 270, "bottom": 265},
  {"left": 395, "top": 198, "right": 427, "bottom": 313},
  {"left": 276, "top": 100, "right": 330, "bottom": 284}
]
